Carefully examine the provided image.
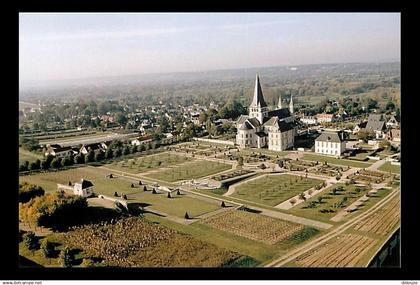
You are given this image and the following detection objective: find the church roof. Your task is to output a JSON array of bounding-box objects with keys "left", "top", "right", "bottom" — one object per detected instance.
[
  {"left": 239, "top": 121, "right": 253, "bottom": 130},
  {"left": 236, "top": 115, "right": 249, "bottom": 125},
  {"left": 267, "top": 108, "right": 291, "bottom": 119},
  {"left": 264, "top": 117, "right": 294, "bottom": 132},
  {"left": 247, "top": 117, "right": 261, "bottom": 128},
  {"left": 250, "top": 74, "right": 268, "bottom": 108}
]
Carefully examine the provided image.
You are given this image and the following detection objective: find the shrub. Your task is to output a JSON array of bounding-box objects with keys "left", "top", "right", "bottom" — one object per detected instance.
[
  {"left": 23, "top": 232, "right": 38, "bottom": 251},
  {"left": 290, "top": 198, "right": 297, "bottom": 206},
  {"left": 184, "top": 212, "right": 190, "bottom": 219},
  {"left": 59, "top": 247, "right": 74, "bottom": 268},
  {"left": 80, "top": 258, "right": 95, "bottom": 267},
  {"left": 40, "top": 238, "right": 54, "bottom": 258}
]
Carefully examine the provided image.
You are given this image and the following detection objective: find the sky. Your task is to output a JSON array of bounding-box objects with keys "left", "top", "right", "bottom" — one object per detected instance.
[{"left": 19, "top": 13, "right": 400, "bottom": 82}]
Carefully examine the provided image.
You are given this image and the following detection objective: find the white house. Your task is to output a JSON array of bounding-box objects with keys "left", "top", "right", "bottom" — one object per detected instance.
[
  {"left": 316, "top": 113, "right": 335, "bottom": 123},
  {"left": 300, "top": 115, "right": 318, "bottom": 125},
  {"left": 131, "top": 135, "right": 153, "bottom": 146},
  {"left": 45, "top": 144, "right": 78, "bottom": 158},
  {"left": 315, "top": 130, "right": 346, "bottom": 157},
  {"left": 73, "top": 179, "right": 94, "bottom": 197}
]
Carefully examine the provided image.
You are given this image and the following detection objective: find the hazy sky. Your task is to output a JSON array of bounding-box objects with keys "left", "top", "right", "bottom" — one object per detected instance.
[{"left": 19, "top": 13, "right": 400, "bottom": 82}]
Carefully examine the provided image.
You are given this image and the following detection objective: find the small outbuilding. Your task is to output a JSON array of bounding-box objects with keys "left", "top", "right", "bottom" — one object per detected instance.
[{"left": 73, "top": 178, "right": 94, "bottom": 197}]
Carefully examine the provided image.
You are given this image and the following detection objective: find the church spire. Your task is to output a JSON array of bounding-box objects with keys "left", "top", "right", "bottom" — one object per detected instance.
[
  {"left": 278, "top": 93, "right": 283, "bottom": 109},
  {"left": 250, "top": 73, "right": 267, "bottom": 108},
  {"left": 289, "top": 94, "right": 294, "bottom": 114}
]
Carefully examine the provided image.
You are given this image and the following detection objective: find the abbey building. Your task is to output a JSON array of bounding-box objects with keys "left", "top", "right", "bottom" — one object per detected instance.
[{"left": 236, "top": 74, "right": 297, "bottom": 151}]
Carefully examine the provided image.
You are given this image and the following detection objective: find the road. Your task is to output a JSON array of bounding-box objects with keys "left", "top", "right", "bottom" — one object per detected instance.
[{"left": 265, "top": 186, "right": 400, "bottom": 267}]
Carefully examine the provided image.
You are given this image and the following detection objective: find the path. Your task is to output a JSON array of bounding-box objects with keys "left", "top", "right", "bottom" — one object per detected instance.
[{"left": 367, "top": 158, "right": 388, "bottom": 171}]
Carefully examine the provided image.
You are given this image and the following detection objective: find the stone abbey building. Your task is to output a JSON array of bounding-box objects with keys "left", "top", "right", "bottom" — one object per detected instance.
[{"left": 236, "top": 74, "right": 297, "bottom": 151}]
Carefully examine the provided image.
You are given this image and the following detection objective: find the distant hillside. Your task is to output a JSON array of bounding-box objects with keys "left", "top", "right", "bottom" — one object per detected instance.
[{"left": 20, "top": 62, "right": 399, "bottom": 93}]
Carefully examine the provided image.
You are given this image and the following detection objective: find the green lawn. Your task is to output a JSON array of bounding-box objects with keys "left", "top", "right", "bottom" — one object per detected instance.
[
  {"left": 107, "top": 152, "right": 191, "bottom": 174},
  {"left": 129, "top": 191, "right": 220, "bottom": 218},
  {"left": 145, "top": 160, "right": 232, "bottom": 182},
  {"left": 19, "top": 148, "right": 43, "bottom": 164},
  {"left": 232, "top": 174, "right": 323, "bottom": 207},
  {"left": 19, "top": 166, "right": 141, "bottom": 196},
  {"left": 288, "top": 183, "right": 369, "bottom": 222},
  {"left": 238, "top": 148, "right": 289, "bottom": 158},
  {"left": 302, "top": 153, "right": 373, "bottom": 168},
  {"left": 378, "top": 162, "right": 401, "bottom": 174}
]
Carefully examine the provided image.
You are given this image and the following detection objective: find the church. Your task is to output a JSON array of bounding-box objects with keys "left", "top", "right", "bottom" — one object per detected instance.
[{"left": 236, "top": 74, "right": 297, "bottom": 151}]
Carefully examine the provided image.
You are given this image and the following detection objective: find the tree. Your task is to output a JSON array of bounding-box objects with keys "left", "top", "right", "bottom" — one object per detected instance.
[
  {"left": 61, "top": 157, "right": 72, "bottom": 167},
  {"left": 131, "top": 145, "right": 138, "bottom": 154},
  {"left": 122, "top": 146, "right": 130, "bottom": 156},
  {"left": 19, "top": 182, "right": 45, "bottom": 203},
  {"left": 74, "top": 153, "right": 85, "bottom": 164},
  {"left": 51, "top": 157, "right": 62, "bottom": 169},
  {"left": 113, "top": 148, "right": 122, "bottom": 158},
  {"left": 105, "top": 148, "right": 114, "bottom": 159},
  {"left": 379, "top": 140, "right": 391, "bottom": 150},
  {"left": 221, "top": 201, "right": 226, "bottom": 207},
  {"left": 184, "top": 212, "right": 190, "bottom": 219},
  {"left": 59, "top": 247, "right": 74, "bottom": 268},
  {"left": 385, "top": 100, "right": 395, "bottom": 111},
  {"left": 23, "top": 232, "right": 38, "bottom": 251},
  {"left": 298, "top": 193, "right": 306, "bottom": 201},
  {"left": 94, "top": 150, "right": 105, "bottom": 162},
  {"left": 85, "top": 149, "right": 95, "bottom": 163},
  {"left": 19, "top": 160, "right": 30, "bottom": 172},
  {"left": 115, "top": 112, "right": 128, "bottom": 126},
  {"left": 29, "top": 159, "right": 41, "bottom": 171},
  {"left": 143, "top": 186, "right": 148, "bottom": 191},
  {"left": 40, "top": 238, "right": 54, "bottom": 258},
  {"left": 237, "top": 156, "right": 244, "bottom": 167},
  {"left": 357, "top": 129, "right": 375, "bottom": 143}
]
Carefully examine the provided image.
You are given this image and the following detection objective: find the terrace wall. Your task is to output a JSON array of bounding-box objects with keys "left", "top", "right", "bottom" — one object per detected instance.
[{"left": 193, "top": 137, "right": 235, "bottom": 146}]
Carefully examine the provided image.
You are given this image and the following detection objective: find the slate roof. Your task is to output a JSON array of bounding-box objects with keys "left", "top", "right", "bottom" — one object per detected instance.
[
  {"left": 267, "top": 108, "right": 291, "bottom": 119},
  {"left": 237, "top": 115, "right": 250, "bottom": 125},
  {"left": 366, "top": 114, "right": 385, "bottom": 132},
  {"left": 239, "top": 121, "right": 253, "bottom": 130},
  {"left": 255, "top": 131, "right": 268, "bottom": 137},
  {"left": 315, "top": 131, "right": 344, "bottom": 143},
  {"left": 264, "top": 117, "right": 294, "bottom": 132},
  {"left": 247, "top": 117, "right": 261, "bottom": 128},
  {"left": 78, "top": 179, "right": 94, "bottom": 189},
  {"left": 250, "top": 74, "right": 268, "bottom": 108}
]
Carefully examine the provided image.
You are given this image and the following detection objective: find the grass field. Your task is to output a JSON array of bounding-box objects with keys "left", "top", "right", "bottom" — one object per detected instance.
[
  {"left": 144, "top": 160, "right": 232, "bottom": 182},
  {"left": 378, "top": 162, "right": 401, "bottom": 174},
  {"left": 288, "top": 183, "right": 369, "bottom": 222},
  {"left": 19, "top": 148, "right": 43, "bottom": 164},
  {"left": 301, "top": 153, "right": 373, "bottom": 168},
  {"left": 232, "top": 174, "right": 323, "bottom": 207},
  {"left": 19, "top": 166, "right": 141, "bottom": 196},
  {"left": 129, "top": 191, "right": 220, "bottom": 218},
  {"left": 107, "top": 152, "right": 190, "bottom": 174}
]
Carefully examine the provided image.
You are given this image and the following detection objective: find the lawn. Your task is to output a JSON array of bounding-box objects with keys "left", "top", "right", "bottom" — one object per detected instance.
[
  {"left": 19, "top": 148, "right": 43, "bottom": 164},
  {"left": 128, "top": 191, "right": 221, "bottom": 218},
  {"left": 107, "top": 152, "right": 191, "bottom": 174},
  {"left": 238, "top": 148, "right": 289, "bottom": 158},
  {"left": 144, "top": 160, "right": 232, "bottom": 182},
  {"left": 288, "top": 183, "right": 370, "bottom": 222},
  {"left": 302, "top": 153, "right": 373, "bottom": 168},
  {"left": 19, "top": 166, "right": 141, "bottom": 197},
  {"left": 232, "top": 174, "right": 323, "bottom": 207},
  {"left": 378, "top": 162, "right": 401, "bottom": 174}
]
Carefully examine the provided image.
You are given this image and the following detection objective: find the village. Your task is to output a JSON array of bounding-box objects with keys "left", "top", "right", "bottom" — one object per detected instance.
[{"left": 18, "top": 72, "right": 400, "bottom": 268}]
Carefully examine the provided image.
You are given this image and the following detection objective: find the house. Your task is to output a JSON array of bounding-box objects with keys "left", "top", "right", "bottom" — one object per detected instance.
[
  {"left": 387, "top": 129, "right": 401, "bottom": 142},
  {"left": 79, "top": 143, "right": 107, "bottom": 155},
  {"left": 45, "top": 144, "right": 78, "bottom": 158},
  {"left": 73, "top": 179, "right": 94, "bottom": 197},
  {"left": 314, "top": 130, "right": 346, "bottom": 157},
  {"left": 316, "top": 113, "right": 335, "bottom": 123},
  {"left": 352, "top": 121, "right": 367, "bottom": 135},
  {"left": 191, "top": 114, "right": 201, "bottom": 125},
  {"left": 386, "top": 115, "right": 400, "bottom": 128},
  {"left": 236, "top": 74, "right": 296, "bottom": 151},
  {"left": 300, "top": 115, "right": 318, "bottom": 125},
  {"left": 131, "top": 135, "right": 153, "bottom": 146},
  {"left": 365, "top": 114, "right": 386, "bottom": 139}
]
